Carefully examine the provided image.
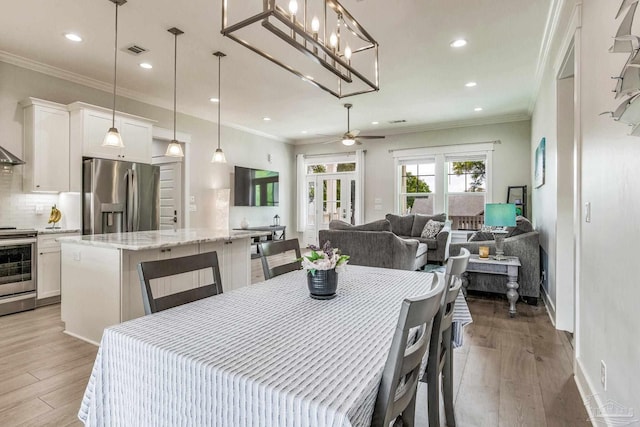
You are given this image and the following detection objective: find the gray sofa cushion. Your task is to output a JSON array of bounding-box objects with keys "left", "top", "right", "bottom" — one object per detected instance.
[
  {"left": 385, "top": 214, "right": 415, "bottom": 236},
  {"left": 410, "top": 213, "right": 447, "bottom": 237},
  {"left": 415, "top": 242, "right": 429, "bottom": 257},
  {"left": 403, "top": 236, "right": 438, "bottom": 250},
  {"left": 329, "top": 219, "right": 392, "bottom": 232}
]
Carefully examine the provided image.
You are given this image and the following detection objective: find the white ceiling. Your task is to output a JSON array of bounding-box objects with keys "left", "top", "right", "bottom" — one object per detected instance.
[{"left": 0, "top": 0, "right": 551, "bottom": 143}]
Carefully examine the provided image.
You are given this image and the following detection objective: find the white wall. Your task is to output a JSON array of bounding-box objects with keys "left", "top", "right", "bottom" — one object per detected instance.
[
  {"left": 294, "top": 120, "right": 532, "bottom": 223},
  {"left": 533, "top": 0, "right": 640, "bottom": 416},
  {"left": 0, "top": 61, "right": 294, "bottom": 232}
]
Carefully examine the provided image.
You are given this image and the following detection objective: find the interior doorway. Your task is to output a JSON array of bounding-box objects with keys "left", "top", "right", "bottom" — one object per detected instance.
[
  {"left": 151, "top": 134, "right": 187, "bottom": 230},
  {"left": 555, "top": 41, "right": 576, "bottom": 334}
]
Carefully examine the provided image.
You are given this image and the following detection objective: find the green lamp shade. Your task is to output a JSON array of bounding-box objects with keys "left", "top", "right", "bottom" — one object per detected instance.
[{"left": 484, "top": 203, "right": 517, "bottom": 227}]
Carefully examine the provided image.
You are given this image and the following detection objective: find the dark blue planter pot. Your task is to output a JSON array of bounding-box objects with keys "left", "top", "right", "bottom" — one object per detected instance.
[{"left": 307, "top": 269, "right": 338, "bottom": 299}]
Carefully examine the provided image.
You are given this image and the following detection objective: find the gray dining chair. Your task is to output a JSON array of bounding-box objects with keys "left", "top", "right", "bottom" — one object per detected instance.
[
  {"left": 137, "top": 251, "right": 223, "bottom": 315},
  {"left": 371, "top": 274, "right": 445, "bottom": 427},
  {"left": 257, "top": 238, "right": 302, "bottom": 279},
  {"left": 426, "top": 247, "right": 470, "bottom": 427}
]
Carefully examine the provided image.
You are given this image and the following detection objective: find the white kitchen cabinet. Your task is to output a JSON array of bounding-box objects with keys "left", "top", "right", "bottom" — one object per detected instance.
[
  {"left": 200, "top": 239, "right": 251, "bottom": 292},
  {"left": 37, "top": 232, "right": 80, "bottom": 304},
  {"left": 68, "top": 102, "right": 154, "bottom": 166},
  {"left": 21, "top": 98, "right": 70, "bottom": 192}
]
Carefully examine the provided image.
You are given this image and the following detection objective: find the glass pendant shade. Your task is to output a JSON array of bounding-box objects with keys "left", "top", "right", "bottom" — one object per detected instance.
[
  {"left": 165, "top": 140, "right": 184, "bottom": 157},
  {"left": 342, "top": 138, "right": 356, "bottom": 146},
  {"left": 103, "top": 127, "right": 124, "bottom": 148},
  {"left": 212, "top": 148, "right": 226, "bottom": 163}
]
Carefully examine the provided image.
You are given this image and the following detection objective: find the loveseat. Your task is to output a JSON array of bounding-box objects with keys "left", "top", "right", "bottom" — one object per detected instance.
[{"left": 449, "top": 216, "right": 540, "bottom": 303}]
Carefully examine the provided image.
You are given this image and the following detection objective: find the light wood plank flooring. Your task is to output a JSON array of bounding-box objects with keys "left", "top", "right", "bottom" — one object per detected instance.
[{"left": 0, "top": 274, "right": 588, "bottom": 426}]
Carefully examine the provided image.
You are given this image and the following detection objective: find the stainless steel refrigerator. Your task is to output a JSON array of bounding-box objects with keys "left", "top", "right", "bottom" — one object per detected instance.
[{"left": 82, "top": 158, "right": 160, "bottom": 235}]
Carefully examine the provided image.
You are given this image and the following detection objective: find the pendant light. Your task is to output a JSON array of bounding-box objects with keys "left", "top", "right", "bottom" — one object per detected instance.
[
  {"left": 211, "top": 51, "right": 227, "bottom": 163},
  {"left": 103, "top": 0, "right": 126, "bottom": 148},
  {"left": 165, "top": 27, "right": 185, "bottom": 157}
]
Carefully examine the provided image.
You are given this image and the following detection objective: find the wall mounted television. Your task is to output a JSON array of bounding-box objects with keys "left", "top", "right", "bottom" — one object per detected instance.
[{"left": 234, "top": 166, "right": 279, "bottom": 206}]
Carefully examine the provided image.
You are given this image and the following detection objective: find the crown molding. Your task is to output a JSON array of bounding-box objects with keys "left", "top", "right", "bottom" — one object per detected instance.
[
  {"left": 294, "top": 113, "right": 531, "bottom": 145},
  {"left": 0, "top": 50, "right": 290, "bottom": 144},
  {"left": 529, "top": 0, "right": 566, "bottom": 113}
]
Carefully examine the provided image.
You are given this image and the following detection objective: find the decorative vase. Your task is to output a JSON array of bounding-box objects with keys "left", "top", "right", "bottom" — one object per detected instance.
[
  {"left": 240, "top": 218, "right": 249, "bottom": 229},
  {"left": 307, "top": 268, "right": 338, "bottom": 299}
]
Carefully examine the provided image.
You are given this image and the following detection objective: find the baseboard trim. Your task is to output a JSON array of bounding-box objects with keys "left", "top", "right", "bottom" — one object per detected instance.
[
  {"left": 575, "top": 357, "right": 607, "bottom": 427},
  {"left": 62, "top": 330, "right": 100, "bottom": 347},
  {"left": 540, "top": 286, "right": 557, "bottom": 327}
]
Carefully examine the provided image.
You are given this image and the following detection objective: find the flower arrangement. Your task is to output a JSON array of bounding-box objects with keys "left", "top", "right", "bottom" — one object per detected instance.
[{"left": 299, "top": 241, "right": 349, "bottom": 276}]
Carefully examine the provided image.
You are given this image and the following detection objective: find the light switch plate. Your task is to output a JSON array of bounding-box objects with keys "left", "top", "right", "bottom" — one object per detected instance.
[{"left": 189, "top": 204, "right": 197, "bottom": 212}]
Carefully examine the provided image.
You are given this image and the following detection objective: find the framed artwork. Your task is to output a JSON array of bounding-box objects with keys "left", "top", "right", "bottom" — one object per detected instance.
[{"left": 535, "top": 137, "right": 546, "bottom": 188}]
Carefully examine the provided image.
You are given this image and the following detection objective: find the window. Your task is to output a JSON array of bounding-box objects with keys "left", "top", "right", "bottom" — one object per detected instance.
[
  {"left": 446, "top": 157, "right": 486, "bottom": 231},
  {"left": 399, "top": 160, "right": 435, "bottom": 214},
  {"left": 393, "top": 143, "right": 494, "bottom": 230}
]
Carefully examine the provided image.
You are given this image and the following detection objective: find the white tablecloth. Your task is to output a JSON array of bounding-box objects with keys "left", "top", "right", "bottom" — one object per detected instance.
[{"left": 79, "top": 266, "right": 472, "bottom": 427}]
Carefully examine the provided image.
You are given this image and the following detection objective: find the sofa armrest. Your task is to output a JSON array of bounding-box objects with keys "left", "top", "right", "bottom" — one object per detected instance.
[
  {"left": 435, "top": 220, "right": 452, "bottom": 262},
  {"left": 392, "top": 237, "right": 420, "bottom": 270}
]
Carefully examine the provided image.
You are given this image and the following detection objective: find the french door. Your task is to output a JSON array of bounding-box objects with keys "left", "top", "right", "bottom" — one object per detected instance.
[{"left": 304, "top": 173, "right": 356, "bottom": 247}]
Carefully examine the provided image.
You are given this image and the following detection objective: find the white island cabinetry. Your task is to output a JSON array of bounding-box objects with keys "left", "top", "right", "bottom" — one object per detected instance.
[{"left": 60, "top": 229, "right": 264, "bottom": 345}]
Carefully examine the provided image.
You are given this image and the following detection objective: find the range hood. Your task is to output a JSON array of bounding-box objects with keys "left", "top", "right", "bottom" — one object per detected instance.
[{"left": 0, "top": 146, "right": 25, "bottom": 166}]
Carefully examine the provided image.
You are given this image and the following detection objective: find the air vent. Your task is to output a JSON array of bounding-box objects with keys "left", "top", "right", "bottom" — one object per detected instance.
[
  {"left": 125, "top": 44, "right": 148, "bottom": 55},
  {"left": 388, "top": 119, "right": 407, "bottom": 124}
]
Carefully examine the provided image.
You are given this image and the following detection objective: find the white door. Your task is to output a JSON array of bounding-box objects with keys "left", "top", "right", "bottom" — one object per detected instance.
[
  {"left": 304, "top": 173, "right": 356, "bottom": 246},
  {"left": 158, "top": 163, "right": 183, "bottom": 230}
]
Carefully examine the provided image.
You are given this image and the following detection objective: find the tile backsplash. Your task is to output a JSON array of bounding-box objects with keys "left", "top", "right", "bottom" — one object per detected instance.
[{"left": 0, "top": 167, "right": 77, "bottom": 229}]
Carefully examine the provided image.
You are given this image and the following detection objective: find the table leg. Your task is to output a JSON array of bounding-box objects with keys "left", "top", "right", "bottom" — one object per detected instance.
[{"left": 506, "top": 265, "right": 519, "bottom": 317}]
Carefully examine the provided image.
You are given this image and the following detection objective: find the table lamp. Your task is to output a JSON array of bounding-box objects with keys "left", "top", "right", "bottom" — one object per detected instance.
[{"left": 484, "top": 203, "right": 516, "bottom": 260}]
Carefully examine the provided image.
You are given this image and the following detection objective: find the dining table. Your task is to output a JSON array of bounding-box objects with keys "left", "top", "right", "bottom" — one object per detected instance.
[{"left": 78, "top": 265, "right": 472, "bottom": 427}]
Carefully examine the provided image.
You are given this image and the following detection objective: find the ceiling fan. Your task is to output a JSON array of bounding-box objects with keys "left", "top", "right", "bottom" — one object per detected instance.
[{"left": 323, "top": 104, "right": 386, "bottom": 146}]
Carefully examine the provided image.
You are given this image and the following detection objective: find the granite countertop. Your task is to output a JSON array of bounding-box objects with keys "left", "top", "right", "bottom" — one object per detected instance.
[
  {"left": 56, "top": 228, "right": 269, "bottom": 251},
  {"left": 37, "top": 228, "right": 81, "bottom": 235}
]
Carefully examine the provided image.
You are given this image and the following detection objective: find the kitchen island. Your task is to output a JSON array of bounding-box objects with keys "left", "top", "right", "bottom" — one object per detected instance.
[{"left": 59, "top": 228, "right": 268, "bottom": 345}]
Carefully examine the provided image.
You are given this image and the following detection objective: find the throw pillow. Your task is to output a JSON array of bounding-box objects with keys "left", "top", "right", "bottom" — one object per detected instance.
[
  {"left": 385, "top": 213, "right": 415, "bottom": 236},
  {"left": 468, "top": 231, "right": 495, "bottom": 242},
  {"left": 505, "top": 216, "right": 534, "bottom": 237},
  {"left": 411, "top": 213, "right": 447, "bottom": 236},
  {"left": 420, "top": 220, "right": 445, "bottom": 239}
]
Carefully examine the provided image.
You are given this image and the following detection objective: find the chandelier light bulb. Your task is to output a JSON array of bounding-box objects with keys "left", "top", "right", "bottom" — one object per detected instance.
[
  {"left": 345, "top": 45, "right": 352, "bottom": 60},
  {"left": 329, "top": 32, "right": 338, "bottom": 47},
  {"left": 311, "top": 16, "right": 320, "bottom": 32},
  {"left": 288, "top": 0, "right": 298, "bottom": 15}
]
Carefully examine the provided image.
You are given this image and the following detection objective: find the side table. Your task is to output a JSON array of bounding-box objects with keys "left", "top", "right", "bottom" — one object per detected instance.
[{"left": 464, "top": 255, "right": 522, "bottom": 317}]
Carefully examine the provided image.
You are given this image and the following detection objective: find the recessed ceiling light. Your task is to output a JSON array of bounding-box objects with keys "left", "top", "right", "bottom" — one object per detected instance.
[
  {"left": 450, "top": 39, "right": 467, "bottom": 48},
  {"left": 474, "top": 107, "right": 483, "bottom": 112},
  {"left": 263, "top": 117, "right": 271, "bottom": 121},
  {"left": 371, "top": 121, "right": 379, "bottom": 125},
  {"left": 209, "top": 97, "right": 219, "bottom": 103},
  {"left": 64, "top": 33, "right": 83, "bottom": 42},
  {"left": 465, "top": 81, "right": 477, "bottom": 87},
  {"left": 139, "top": 63, "right": 153, "bottom": 69},
  {"left": 301, "top": 130, "right": 308, "bottom": 134}
]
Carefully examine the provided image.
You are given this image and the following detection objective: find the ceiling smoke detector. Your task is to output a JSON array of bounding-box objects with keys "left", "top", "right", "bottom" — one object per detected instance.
[{"left": 125, "top": 44, "right": 149, "bottom": 55}]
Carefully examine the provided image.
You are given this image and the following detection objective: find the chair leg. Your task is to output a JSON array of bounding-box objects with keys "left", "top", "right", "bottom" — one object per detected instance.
[
  {"left": 442, "top": 328, "right": 456, "bottom": 427},
  {"left": 427, "top": 362, "right": 441, "bottom": 427}
]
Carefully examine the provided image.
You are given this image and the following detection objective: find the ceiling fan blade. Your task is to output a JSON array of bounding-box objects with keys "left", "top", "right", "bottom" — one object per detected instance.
[
  {"left": 350, "top": 129, "right": 361, "bottom": 137},
  {"left": 321, "top": 139, "right": 341, "bottom": 145},
  {"left": 357, "top": 135, "right": 386, "bottom": 139}
]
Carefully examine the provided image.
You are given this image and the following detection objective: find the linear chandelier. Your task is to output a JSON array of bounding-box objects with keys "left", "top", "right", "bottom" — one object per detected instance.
[{"left": 221, "top": 0, "right": 379, "bottom": 98}]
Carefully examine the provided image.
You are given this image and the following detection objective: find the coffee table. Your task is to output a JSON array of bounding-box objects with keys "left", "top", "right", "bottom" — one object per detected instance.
[{"left": 464, "top": 254, "right": 522, "bottom": 317}]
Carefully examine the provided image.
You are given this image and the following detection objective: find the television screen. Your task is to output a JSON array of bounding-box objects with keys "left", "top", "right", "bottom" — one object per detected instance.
[{"left": 234, "top": 166, "right": 279, "bottom": 206}]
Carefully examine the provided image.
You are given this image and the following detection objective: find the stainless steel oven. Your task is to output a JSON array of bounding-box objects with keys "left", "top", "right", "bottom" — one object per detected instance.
[{"left": 0, "top": 229, "right": 37, "bottom": 316}]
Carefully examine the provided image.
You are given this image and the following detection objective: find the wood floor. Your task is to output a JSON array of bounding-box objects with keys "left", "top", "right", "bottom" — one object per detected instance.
[{"left": 0, "top": 281, "right": 588, "bottom": 426}]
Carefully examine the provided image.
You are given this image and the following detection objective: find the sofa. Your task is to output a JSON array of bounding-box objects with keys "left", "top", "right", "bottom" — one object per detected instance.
[
  {"left": 384, "top": 213, "right": 452, "bottom": 264},
  {"left": 318, "top": 219, "right": 429, "bottom": 271},
  {"left": 449, "top": 216, "right": 540, "bottom": 303},
  {"left": 318, "top": 213, "right": 451, "bottom": 271}
]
